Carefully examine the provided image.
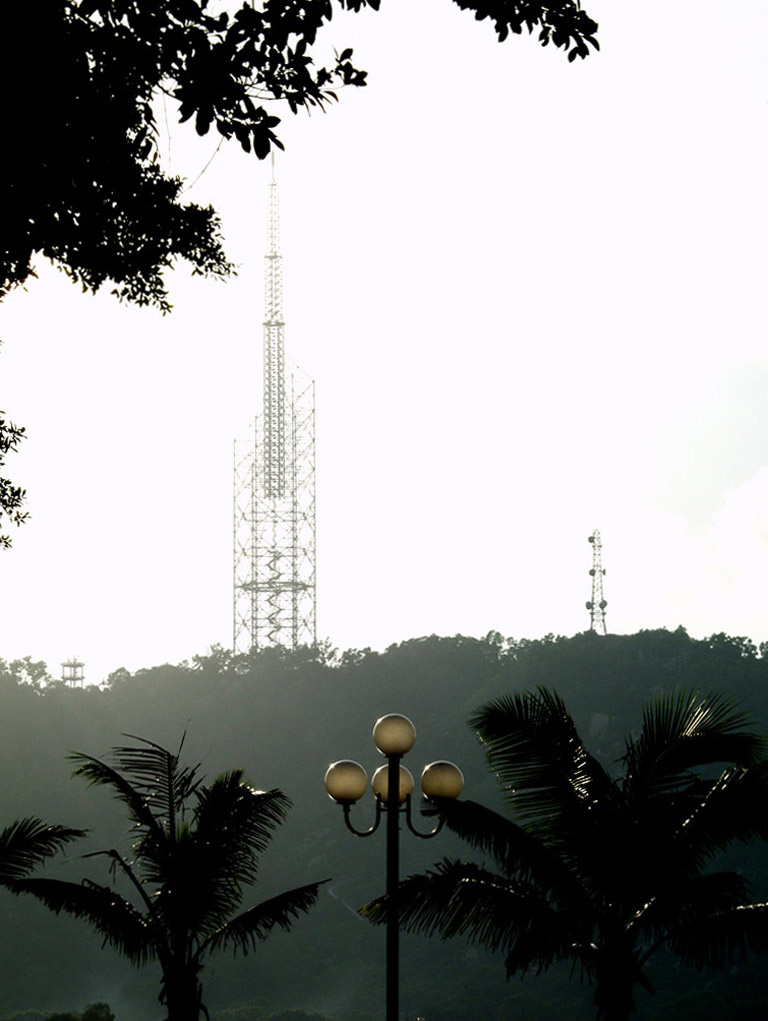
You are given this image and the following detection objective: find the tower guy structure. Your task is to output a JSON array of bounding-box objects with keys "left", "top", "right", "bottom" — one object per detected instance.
[
  {"left": 233, "top": 168, "right": 316, "bottom": 653},
  {"left": 586, "top": 530, "right": 607, "bottom": 634}
]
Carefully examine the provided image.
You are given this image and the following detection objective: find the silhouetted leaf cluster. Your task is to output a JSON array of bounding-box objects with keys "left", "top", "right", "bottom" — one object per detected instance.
[
  {"left": 0, "top": 0, "right": 598, "bottom": 311},
  {"left": 0, "top": 415, "right": 27, "bottom": 549},
  {"left": 453, "top": 0, "right": 598, "bottom": 60}
]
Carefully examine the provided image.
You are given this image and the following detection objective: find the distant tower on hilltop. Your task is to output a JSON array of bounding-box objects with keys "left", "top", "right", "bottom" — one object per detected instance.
[
  {"left": 233, "top": 166, "right": 316, "bottom": 653},
  {"left": 586, "top": 530, "right": 607, "bottom": 634},
  {"left": 61, "top": 657, "right": 85, "bottom": 687}
]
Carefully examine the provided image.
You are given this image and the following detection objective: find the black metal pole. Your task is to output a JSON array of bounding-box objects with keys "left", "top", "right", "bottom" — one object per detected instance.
[{"left": 386, "top": 752, "right": 401, "bottom": 1021}]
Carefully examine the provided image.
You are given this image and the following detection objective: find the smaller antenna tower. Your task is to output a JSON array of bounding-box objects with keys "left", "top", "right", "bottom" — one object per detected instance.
[
  {"left": 61, "top": 657, "right": 85, "bottom": 687},
  {"left": 586, "top": 530, "right": 607, "bottom": 634}
]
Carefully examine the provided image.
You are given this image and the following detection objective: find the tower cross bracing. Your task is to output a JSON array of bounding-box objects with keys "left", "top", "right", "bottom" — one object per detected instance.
[{"left": 233, "top": 169, "right": 316, "bottom": 653}]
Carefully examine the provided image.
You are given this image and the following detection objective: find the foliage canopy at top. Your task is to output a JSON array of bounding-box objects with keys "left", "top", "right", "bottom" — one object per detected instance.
[{"left": 1, "top": 0, "right": 598, "bottom": 311}]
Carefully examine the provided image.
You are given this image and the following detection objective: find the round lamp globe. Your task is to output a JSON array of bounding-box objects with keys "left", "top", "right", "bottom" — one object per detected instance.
[{"left": 373, "top": 714, "right": 416, "bottom": 756}]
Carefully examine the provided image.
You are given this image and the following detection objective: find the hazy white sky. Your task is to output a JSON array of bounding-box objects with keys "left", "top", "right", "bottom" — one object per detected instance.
[{"left": 2, "top": 0, "right": 767, "bottom": 683}]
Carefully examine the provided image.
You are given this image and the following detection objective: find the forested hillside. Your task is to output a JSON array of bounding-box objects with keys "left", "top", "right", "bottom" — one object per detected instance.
[{"left": 1, "top": 628, "right": 768, "bottom": 1020}]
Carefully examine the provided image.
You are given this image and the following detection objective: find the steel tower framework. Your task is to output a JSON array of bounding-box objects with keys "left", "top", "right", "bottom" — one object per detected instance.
[
  {"left": 233, "top": 170, "right": 316, "bottom": 653},
  {"left": 61, "top": 657, "right": 85, "bottom": 687},
  {"left": 586, "top": 529, "right": 607, "bottom": 634}
]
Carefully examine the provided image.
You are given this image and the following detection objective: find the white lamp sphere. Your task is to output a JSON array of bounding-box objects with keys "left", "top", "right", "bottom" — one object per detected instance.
[
  {"left": 372, "top": 714, "right": 416, "bottom": 756},
  {"left": 372, "top": 764, "right": 415, "bottom": 804},
  {"left": 324, "top": 760, "right": 369, "bottom": 803},
  {"left": 421, "top": 761, "right": 465, "bottom": 800}
]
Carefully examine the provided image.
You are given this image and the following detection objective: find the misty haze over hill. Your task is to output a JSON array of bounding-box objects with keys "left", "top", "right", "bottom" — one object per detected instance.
[{"left": 2, "top": 628, "right": 768, "bottom": 1020}]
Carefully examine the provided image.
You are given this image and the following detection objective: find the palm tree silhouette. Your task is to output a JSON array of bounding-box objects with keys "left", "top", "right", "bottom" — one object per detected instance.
[
  {"left": 363, "top": 688, "right": 768, "bottom": 1020},
  {"left": 14, "top": 736, "right": 326, "bottom": 1021}
]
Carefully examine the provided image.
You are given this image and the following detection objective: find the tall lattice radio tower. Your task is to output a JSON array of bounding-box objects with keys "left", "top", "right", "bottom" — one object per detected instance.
[
  {"left": 586, "top": 530, "right": 607, "bottom": 634},
  {"left": 233, "top": 167, "right": 316, "bottom": 653}
]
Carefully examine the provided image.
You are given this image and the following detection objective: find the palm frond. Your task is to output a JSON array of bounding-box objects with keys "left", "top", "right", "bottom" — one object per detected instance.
[
  {"left": 13, "top": 876, "right": 155, "bottom": 964},
  {"left": 428, "top": 797, "right": 588, "bottom": 910},
  {"left": 104, "top": 734, "right": 202, "bottom": 824},
  {"left": 361, "top": 858, "right": 575, "bottom": 962},
  {"left": 193, "top": 775, "right": 290, "bottom": 884},
  {"left": 503, "top": 906, "right": 593, "bottom": 978},
  {"left": 670, "top": 901, "right": 768, "bottom": 971},
  {"left": 633, "top": 870, "right": 752, "bottom": 950},
  {"left": 0, "top": 818, "right": 85, "bottom": 884},
  {"left": 420, "top": 798, "right": 527, "bottom": 872},
  {"left": 70, "top": 751, "right": 168, "bottom": 845},
  {"left": 623, "top": 691, "right": 768, "bottom": 802},
  {"left": 157, "top": 780, "right": 290, "bottom": 939},
  {"left": 82, "top": 847, "right": 157, "bottom": 916},
  {"left": 198, "top": 880, "right": 328, "bottom": 957},
  {"left": 146, "top": 827, "right": 242, "bottom": 938},
  {"left": 71, "top": 736, "right": 204, "bottom": 874},
  {"left": 470, "top": 688, "right": 615, "bottom": 842},
  {"left": 672, "top": 762, "right": 768, "bottom": 867},
  {"left": 113, "top": 734, "right": 204, "bottom": 817}
]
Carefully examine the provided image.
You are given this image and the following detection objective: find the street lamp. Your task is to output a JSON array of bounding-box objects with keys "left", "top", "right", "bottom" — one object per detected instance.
[{"left": 325, "top": 714, "right": 464, "bottom": 1021}]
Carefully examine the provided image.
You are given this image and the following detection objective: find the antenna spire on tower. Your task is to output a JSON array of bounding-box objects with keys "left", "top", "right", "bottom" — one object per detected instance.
[
  {"left": 586, "top": 530, "right": 608, "bottom": 635},
  {"left": 263, "top": 166, "right": 285, "bottom": 498}
]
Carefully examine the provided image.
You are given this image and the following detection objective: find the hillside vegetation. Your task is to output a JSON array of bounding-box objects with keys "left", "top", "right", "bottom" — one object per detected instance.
[{"left": 1, "top": 628, "right": 767, "bottom": 1020}]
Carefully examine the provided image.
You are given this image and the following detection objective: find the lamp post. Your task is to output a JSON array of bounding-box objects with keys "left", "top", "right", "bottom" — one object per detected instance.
[{"left": 324, "top": 714, "right": 464, "bottom": 1021}]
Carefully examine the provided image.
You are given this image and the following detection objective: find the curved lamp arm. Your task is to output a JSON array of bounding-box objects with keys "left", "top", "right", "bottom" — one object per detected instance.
[
  {"left": 403, "top": 795, "right": 446, "bottom": 838},
  {"left": 341, "top": 797, "right": 383, "bottom": 837}
]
